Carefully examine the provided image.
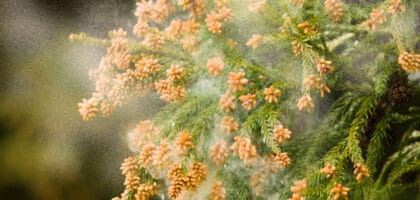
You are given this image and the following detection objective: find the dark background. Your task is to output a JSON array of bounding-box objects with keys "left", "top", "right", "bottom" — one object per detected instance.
[{"left": 0, "top": 0, "right": 162, "bottom": 199}]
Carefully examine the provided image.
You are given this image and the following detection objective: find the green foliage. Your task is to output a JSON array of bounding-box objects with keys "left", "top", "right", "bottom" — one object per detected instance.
[
  {"left": 347, "top": 95, "right": 378, "bottom": 163},
  {"left": 154, "top": 94, "right": 218, "bottom": 141},
  {"left": 368, "top": 136, "right": 420, "bottom": 200},
  {"left": 219, "top": 165, "right": 253, "bottom": 199},
  {"left": 240, "top": 103, "right": 283, "bottom": 153},
  {"left": 366, "top": 113, "right": 393, "bottom": 175}
]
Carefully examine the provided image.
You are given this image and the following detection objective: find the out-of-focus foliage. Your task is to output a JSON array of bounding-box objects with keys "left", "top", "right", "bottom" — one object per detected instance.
[{"left": 0, "top": 0, "right": 162, "bottom": 199}]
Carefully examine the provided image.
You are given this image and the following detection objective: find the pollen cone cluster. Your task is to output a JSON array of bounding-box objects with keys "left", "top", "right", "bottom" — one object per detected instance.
[
  {"left": 297, "top": 21, "right": 317, "bottom": 34},
  {"left": 264, "top": 85, "right": 281, "bottom": 103},
  {"left": 316, "top": 58, "right": 333, "bottom": 77},
  {"left": 331, "top": 182, "right": 350, "bottom": 200},
  {"left": 398, "top": 51, "right": 420, "bottom": 72},
  {"left": 362, "top": 9, "right": 387, "bottom": 30},
  {"left": 167, "top": 163, "right": 184, "bottom": 199},
  {"left": 155, "top": 79, "right": 171, "bottom": 94},
  {"left": 228, "top": 72, "right": 248, "bottom": 92},
  {"left": 136, "top": 0, "right": 174, "bottom": 24},
  {"left": 159, "top": 85, "right": 187, "bottom": 103},
  {"left": 184, "top": 18, "right": 200, "bottom": 34},
  {"left": 353, "top": 163, "right": 370, "bottom": 183},
  {"left": 133, "top": 18, "right": 150, "bottom": 38},
  {"left": 320, "top": 162, "right": 336, "bottom": 178},
  {"left": 135, "top": 183, "right": 158, "bottom": 200},
  {"left": 120, "top": 157, "right": 141, "bottom": 192},
  {"left": 246, "top": 34, "right": 263, "bottom": 49},
  {"left": 78, "top": 97, "right": 99, "bottom": 121},
  {"left": 165, "top": 19, "right": 184, "bottom": 39},
  {"left": 273, "top": 123, "right": 291, "bottom": 143},
  {"left": 239, "top": 93, "right": 257, "bottom": 110},
  {"left": 182, "top": 35, "right": 199, "bottom": 52},
  {"left": 210, "top": 140, "right": 229, "bottom": 166},
  {"left": 178, "top": 0, "right": 205, "bottom": 18},
  {"left": 124, "top": 173, "right": 141, "bottom": 191},
  {"left": 207, "top": 56, "right": 225, "bottom": 76},
  {"left": 120, "top": 156, "right": 140, "bottom": 176},
  {"left": 231, "top": 136, "right": 258, "bottom": 166},
  {"left": 219, "top": 92, "right": 237, "bottom": 113},
  {"left": 220, "top": 116, "right": 239, "bottom": 134},
  {"left": 107, "top": 29, "right": 131, "bottom": 70},
  {"left": 167, "top": 163, "right": 182, "bottom": 180},
  {"left": 176, "top": 131, "right": 194, "bottom": 154},
  {"left": 167, "top": 162, "right": 208, "bottom": 198},
  {"left": 210, "top": 181, "right": 226, "bottom": 200},
  {"left": 288, "top": 179, "right": 308, "bottom": 200},
  {"left": 275, "top": 152, "right": 291, "bottom": 168},
  {"left": 120, "top": 151, "right": 157, "bottom": 200},
  {"left": 185, "top": 162, "right": 208, "bottom": 190},
  {"left": 143, "top": 32, "right": 165, "bottom": 51},
  {"left": 168, "top": 176, "right": 185, "bottom": 199},
  {"left": 134, "top": 55, "right": 161, "bottom": 80},
  {"left": 205, "top": 6, "right": 233, "bottom": 34},
  {"left": 297, "top": 94, "right": 314, "bottom": 112},
  {"left": 129, "top": 120, "right": 160, "bottom": 150},
  {"left": 155, "top": 78, "right": 187, "bottom": 103},
  {"left": 291, "top": 40, "right": 302, "bottom": 56},
  {"left": 324, "top": 0, "right": 343, "bottom": 22},
  {"left": 387, "top": 0, "right": 405, "bottom": 15},
  {"left": 152, "top": 139, "right": 171, "bottom": 169},
  {"left": 167, "top": 64, "right": 184, "bottom": 82},
  {"left": 138, "top": 144, "right": 155, "bottom": 167},
  {"left": 304, "top": 74, "right": 331, "bottom": 97}
]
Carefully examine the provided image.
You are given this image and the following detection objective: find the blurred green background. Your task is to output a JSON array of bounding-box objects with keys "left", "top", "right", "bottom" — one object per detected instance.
[{"left": 0, "top": 0, "right": 163, "bottom": 199}]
